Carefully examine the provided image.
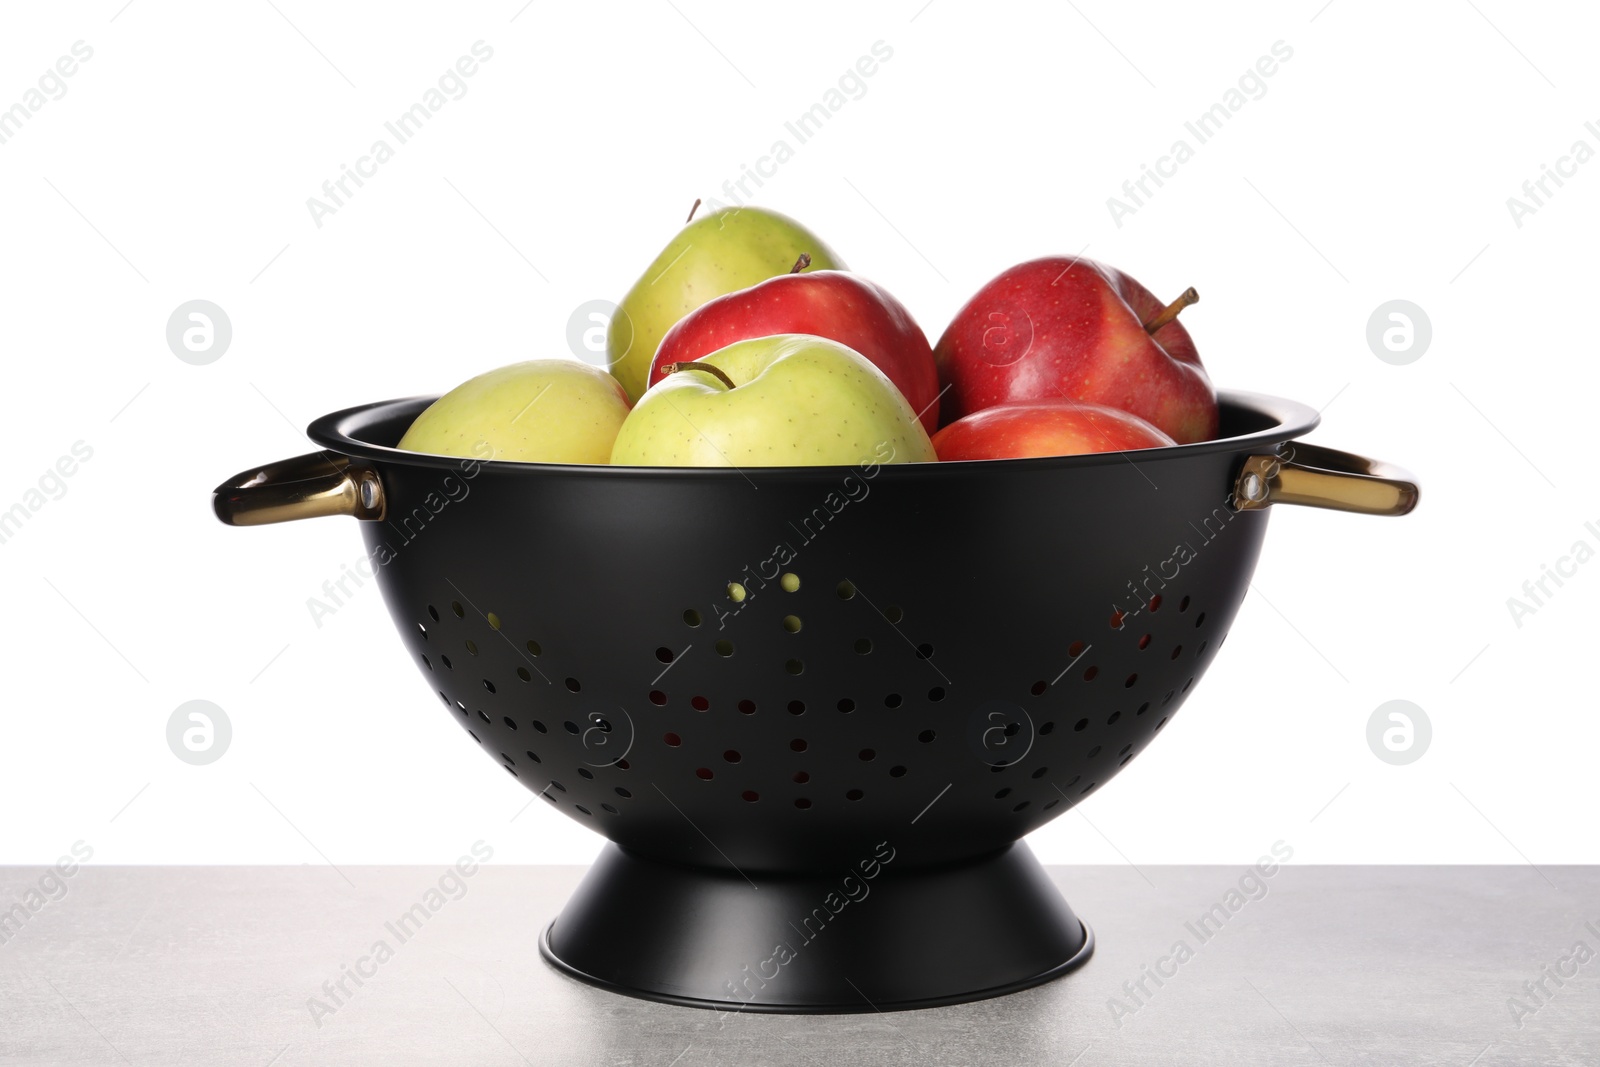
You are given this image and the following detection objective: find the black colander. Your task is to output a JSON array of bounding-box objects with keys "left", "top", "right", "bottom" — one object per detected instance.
[{"left": 213, "top": 390, "right": 1417, "bottom": 1013}]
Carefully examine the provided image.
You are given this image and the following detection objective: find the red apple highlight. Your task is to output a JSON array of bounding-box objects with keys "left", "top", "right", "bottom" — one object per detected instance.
[
  {"left": 648, "top": 265, "right": 941, "bottom": 434},
  {"left": 933, "top": 257, "right": 1219, "bottom": 443},
  {"left": 932, "top": 399, "right": 1175, "bottom": 461}
]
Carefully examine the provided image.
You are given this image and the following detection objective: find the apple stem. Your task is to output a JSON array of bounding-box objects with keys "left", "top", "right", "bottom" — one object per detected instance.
[
  {"left": 686, "top": 198, "right": 702, "bottom": 223},
  {"left": 1144, "top": 287, "right": 1199, "bottom": 334},
  {"left": 662, "top": 361, "right": 737, "bottom": 391},
  {"left": 790, "top": 253, "right": 811, "bottom": 274}
]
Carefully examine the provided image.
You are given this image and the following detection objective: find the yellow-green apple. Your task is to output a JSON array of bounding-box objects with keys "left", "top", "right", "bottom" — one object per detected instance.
[
  {"left": 610, "top": 335, "right": 935, "bottom": 467},
  {"left": 933, "top": 257, "right": 1218, "bottom": 443},
  {"left": 398, "top": 360, "right": 630, "bottom": 464},
  {"left": 607, "top": 204, "right": 844, "bottom": 403},
  {"left": 932, "top": 399, "right": 1175, "bottom": 461},
  {"left": 645, "top": 266, "right": 941, "bottom": 434}
]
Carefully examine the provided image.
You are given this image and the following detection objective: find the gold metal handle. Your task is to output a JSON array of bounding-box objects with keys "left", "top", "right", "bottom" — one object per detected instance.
[
  {"left": 1233, "top": 442, "right": 1418, "bottom": 517},
  {"left": 213, "top": 452, "right": 386, "bottom": 526}
]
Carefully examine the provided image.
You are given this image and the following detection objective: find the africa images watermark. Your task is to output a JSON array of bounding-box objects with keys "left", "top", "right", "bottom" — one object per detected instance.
[
  {"left": 714, "top": 441, "right": 896, "bottom": 631},
  {"left": 0, "top": 841, "right": 94, "bottom": 946},
  {"left": 1107, "top": 40, "right": 1294, "bottom": 228},
  {"left": 718, "top": 839, "right": 897, "bottom": 1007},
  {"left": 1504, "top": 518, "right": 1600, "bottom": 629},
  {"left": 0, "top": 441, "right": 94, "bottom": 548},
  {"left": 1506, "top": 918, "right": 1600, "bottom": 1029},
  {"left": 306, "top": 439, "right": 492, "bottom": 628},
  {"left": 1107, "top": 840, "right": 1294, "bottom": 1028},
  {"left": 1505, "top": 119, "right": 1600, "bottom": 229},
  {"left": 307, "top": 840, "right": 494, "bottom": 1027},
  {"left": 0, "top": 41, "right": 94, "bottom": 148},
  {"left": 305, "top": 41, "right": 494, "bottom": 229},
  {"left": 699, "top": 41, "right": 894, "bottom": 212}
]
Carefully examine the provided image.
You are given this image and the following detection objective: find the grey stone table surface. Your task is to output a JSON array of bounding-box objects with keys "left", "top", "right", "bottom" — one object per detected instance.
[{"left": 1, "top": 864, "right": 1596, "bottom": 1066}]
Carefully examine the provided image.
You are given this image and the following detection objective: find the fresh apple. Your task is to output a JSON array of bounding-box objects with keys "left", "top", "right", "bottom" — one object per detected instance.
[
  {"left": 645, "top": 264, "right": 941, "bottom": 435},
  {"left": 932, "top": 399, "right": 1175, "bottom": 461},
  {"left": 607, "top": 203, "right": 845, "bottom": 403},
  {"left": 933, "top": 257, "right": 1218, "bottom": 443},
  {"left": 398, "top": 360, "right": 630, "bottom": 464},
  {"left": 610, "top": 334, "right": 936, "bottom": 468}
]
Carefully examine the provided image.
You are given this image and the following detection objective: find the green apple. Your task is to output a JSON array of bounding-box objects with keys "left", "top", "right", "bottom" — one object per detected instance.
[
  {"left": 610, "top": 335, "right": 936, "bottom": 467},
  {"left": 607, "top": 205, "right": 845, "bottom": 403},
  {"left": 398, "top": 360, "right": 630, "bottom": 464}
]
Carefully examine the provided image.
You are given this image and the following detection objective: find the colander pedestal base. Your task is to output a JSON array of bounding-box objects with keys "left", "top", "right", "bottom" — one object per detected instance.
[{"left": 539, "top": 840, "right": 1093, "bottom": 1013}]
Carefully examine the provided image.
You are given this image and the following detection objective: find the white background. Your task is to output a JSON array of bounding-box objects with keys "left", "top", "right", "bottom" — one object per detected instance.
[{"left": 1, "top": 0, "right": 1594, "bottom": 870}]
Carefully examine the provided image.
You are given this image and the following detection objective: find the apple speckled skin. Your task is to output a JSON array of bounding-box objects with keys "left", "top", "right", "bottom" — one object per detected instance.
[
  {"left": 610, "top": 334, "right": 936, "bottom": 468},
  {"left": 933, "top": 256, "right": 1219, "bottom": 443},
  {"left": 607, "top": 207, "right": 845, "bottom": 404},
  {"left": 932, "top": 398, "right": 1175, "bottom": 461},
  {"left": 397, "top": 360, "right": 631, "bottom": 464},
  {"left": 645, "top": 270, "right": 941, "bottom": 435}
]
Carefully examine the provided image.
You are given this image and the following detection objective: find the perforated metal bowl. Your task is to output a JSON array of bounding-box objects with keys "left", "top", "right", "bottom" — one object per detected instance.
[{"left": 214, "top": 390, "right": 1416, "bottom": 1013}]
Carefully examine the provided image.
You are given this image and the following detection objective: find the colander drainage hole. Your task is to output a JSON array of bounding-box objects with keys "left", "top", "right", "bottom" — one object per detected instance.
[
  {"left": 464, "top": 639, "right": 478, "bottom": 656},
  {"left": 884, "top": 693, "right": 902, "bottom": 708},
  {"left": 467, "top": 730, "right": 479, "bottom": 743},
  {"left": 742, "top": 790, "right": 760, "bottom": 802},
  {"left": 502, "top": 716, "right": 517, "bottom": 730},
  {"left": 1179, "top": 595, "right": 1191, "bottom": 612},
  {"left": 995, "top": 788, "right": 1011, "bottom": 799},
  {"left": 836, "top": 580, "right": 856, "bottom": 600},
  {"left": 1183, "top": 676, "right": 1194, "bottom": 692},
  {"left": 1043, "top": 799, "right": 1060, "bottom": 811},
  {"left": 928, "top": 687, "right": 945, "bottom": 702},
  {"left": 483, "top": 679, "right": 496, "bottom": 694},
  {"left": 525, "top": 751, "right": 541, "bottom": 763},
  {"left": 1030, "top": 680, "right": 1048, "bottom": 696},
  {"left": 441, "top": 656, "right": 453, "bottom": 670},
  {"left": 505, "top": 767, "right": 517, "bottom": 778},
  {"left": 517, "top": 667, "right": 531, "bottom": 682},
  {"left": 854, "top": 639, "right": 872, "bottom": 655},
  {"left": 859, "top": 748, "right": 876, "bottom": 762},
  {"left": 692, "top": 695, "right": 710, "bottom": 711},
  {"left": 601, "top": 803, "right": 619, "bottom": 815},
  {"left": 487, "top": 612, "right": 501, "bottom": 631},
  {"left": 727, "top": 582, "right": 747, "bottom": 603},
  {"left": 526, "top": 640, "right": 542, "bottom": 657},
  {"left": 788, "top": 700, "right": 806, "bottom": 715},
  {"left": 550, "top": 781, "right": 566, "bottom": 792},
  {"left": 918, "top": 730, "right": 936, "bottom": 743},
  {"left": 838, "top": 698, "right": 855, "bottom": 713},
  {"left": 1109, "top": 610, "right": 1125, "bottom": 630},
  {"left": 695, "top": 768, "right": 713, "bottom": 781},
  {"left": 683, "top": 608, "right": 702, "bottom": 627},
  {"left": 1157, "top": 717, "right": 1169, "bottom": 730},
  {"left": 781, "top": 572, "right": 801, "bottom": 592},
  {"left": 428, "top": 605, "right": 440, "bottom": 622},
  {"left": 1138, "top": 634, "right": 1151, "bottom": 650},
  {"left": 542, "top": 793, "right": 556, "bottom": 804},
  {"left": 418, "top": 623, "right": 428, "bottom": 640},
  {"left": 563, "top": 721, "right": 579, "bottom": 734},
  {"left": 1148, "top": 595, "right": 1162, "bottom": 612},
  {"left": 656, "top": 647, "right": 674, "bottom": 663},
  {"left": 1135, "top": 703, "right": 1150, "bottom": 716},
  {"left": 1083, "top": 666, "right": 1099, "bottom": 681},
  {"left": 615, "top": 786, "right": 631, "bottom": 798},
  {"left": 785, "top": 659, "right": 804, "bottom": 675},
  {"left": 565, "top": 677, "right": 581, "bottom": 692},
  {"left": 649, "top": 690, "right": 667, "bottom": 706},
  {"left": 421, "top": 654, "right": 431, "bottom": 671},
  {"left": 451, "top": 601, "right": 464, "bottom": 618},
  {"left": 916, "top": 643, "right": 935, "bottom": 659},
  {"left": 663, "top": 733, "right": 681, "bottom": 747},
  {"left": 793, "top": 771, "right": 810, "bottom": 784},
  {"left": 1073, "top": 718, "right": 1088, "bottom": 732},
  {"left": 532, "top": 720, "right": 547, "bottom": 733},
  {"left": 1040, "top": 721, "right": 1055, "bottom": 735},
  {"left": 1170, "top": 645, "right": 1183, "bottom": 660},
  {"left": 889, "top": 765, "right": 907, "bottom": 777},
  {"left": 846, "top": 789, "right": 864, "bottom": 801},
  {"left": 716, "top": 640, "right": 735, "bottom": 657},
  {"left": 795, "top": 798, "right": 812, "bottom": 809},
  {"left": 1195, "top": 612, "right": 1207, "bottom": 627},
  {"left": 1198, "top": 640, "right": 1208, "bottom": 656},
  {"left": 885, "top": 604, "right": 904, "bottom": 623},
  {"left": 1012, "top": 801, "right": 1030, "bottom": 813},
  {"left": 783, "top": 615, "right": 802, "bottom": 634},
  {"left": 575, "top": 805, "right": 592, "bottom": 816},
  {"left": 438, "top": 691, "right": 449, "bottom": 706},
  {"left": 578, "top": 768, "right": 595, "bottom": 779},
  {"left": 724, "top": 750, "right": 741, "bottom": 763},
  {"left": 1086, "top": 745, "right": 1101, "bottom": 759},
  {"left": 1124, "top": 674, "right": 1137, "bottom": 688},
  {"left": 1031, "top": 766, "right": 1049, "bottom": 779},
  {"left": 790, "top": 738, "right": 808, "bottom": 752},
  {"left": 738, "top": 699, "right": 757, "bottom": 715},
  {"left": 1068, "top": 640, "right": 1086, "bottom": 658}
]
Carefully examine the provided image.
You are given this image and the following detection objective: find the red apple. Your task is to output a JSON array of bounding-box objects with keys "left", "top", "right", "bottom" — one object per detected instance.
[
  {"left": 648, "top": 263, "right": 941, "bottom": 434},
  {"left": 932, "top": 399, "right": 1175, "bottom": 461},
  {"left": 933, "top": 257, "right": 1218, "bottom": 443}
]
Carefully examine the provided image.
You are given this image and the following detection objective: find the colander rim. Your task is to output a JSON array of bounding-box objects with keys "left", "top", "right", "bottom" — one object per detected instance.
[{"left": 306, "top": 388, "right": 1319, "bottom": 477}]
